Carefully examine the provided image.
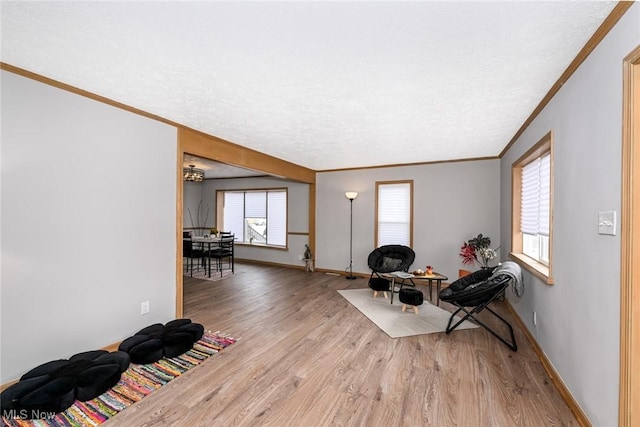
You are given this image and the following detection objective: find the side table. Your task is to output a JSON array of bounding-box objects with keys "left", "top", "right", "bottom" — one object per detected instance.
[
  {"left": 381, "top": 271, "right": 449, "bottom": 306},
  {"left": 411, "top": 272, "right": 448, "bottom": 306}
]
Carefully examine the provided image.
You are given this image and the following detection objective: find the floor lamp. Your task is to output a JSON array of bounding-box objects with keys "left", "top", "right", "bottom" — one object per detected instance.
[{"left": 345, "top": 191, "right": 358, "bottom": 280}]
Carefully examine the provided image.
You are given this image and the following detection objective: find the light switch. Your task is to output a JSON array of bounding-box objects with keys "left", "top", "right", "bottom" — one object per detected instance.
[{"left": 598, "top": 211, "right": 616, "bottom": 236}]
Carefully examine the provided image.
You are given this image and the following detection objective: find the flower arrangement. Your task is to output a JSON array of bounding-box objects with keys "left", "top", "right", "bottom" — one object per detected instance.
[{"left": 460, "top": 233, "right": 499, "bottom": 269}]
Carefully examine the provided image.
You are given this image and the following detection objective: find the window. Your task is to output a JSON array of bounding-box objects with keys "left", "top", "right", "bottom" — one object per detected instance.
[
  {"left": 218, "top": 189, "right": 287, "bottom": 247},
  {"left": 521, "top": 153, "right": 550, "bottom": 264},
  {"left": 375, "top": 181, "right": 413, "bottom": 247},
  {"left": 511, "top": 132, "right": 553, "bottom": 284}
]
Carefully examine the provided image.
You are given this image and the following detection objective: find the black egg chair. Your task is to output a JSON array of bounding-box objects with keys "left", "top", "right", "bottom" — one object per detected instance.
[
  {"left": 439, "top": 266, "right": 519, "bottom": 351},
  {"left": 366, "top": 244, "right": 415, "bottom": 296}
]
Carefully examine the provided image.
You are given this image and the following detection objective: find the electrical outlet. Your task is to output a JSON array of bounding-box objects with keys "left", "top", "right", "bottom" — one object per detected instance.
[
  {"left": 533, "top": 311, "right": 537, "bottom": 326},
  {"left": 141, "top": 301, "right": 150, "bottom": 315}
]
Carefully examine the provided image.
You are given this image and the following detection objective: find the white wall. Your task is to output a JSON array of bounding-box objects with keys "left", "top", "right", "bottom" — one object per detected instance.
[
  {"left": 499, "top": 4, "right": 640, "bottom": 425},
  {"left": 316, "top": 159, "right": 500, "bottom": 280},
  {"left": 201, "top": 177, "right": 310, "bottom": 267},
  {"left": 1, "top": 71, "right": 178, "bottom": 382}
]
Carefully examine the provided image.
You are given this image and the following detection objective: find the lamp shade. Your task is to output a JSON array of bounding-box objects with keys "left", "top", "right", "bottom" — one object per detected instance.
[{"left": 345, "top": 192, "right": 358, "bottom": 200}]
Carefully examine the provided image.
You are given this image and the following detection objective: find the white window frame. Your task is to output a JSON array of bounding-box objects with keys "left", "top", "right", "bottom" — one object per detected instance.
[{"left": 375, "top": 180, "right": 413, "bottom": 248}]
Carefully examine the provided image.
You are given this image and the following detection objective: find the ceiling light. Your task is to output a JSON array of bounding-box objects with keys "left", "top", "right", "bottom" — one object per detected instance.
[{"left": 183, "top": 165, "right": 205, "bottom": 182}]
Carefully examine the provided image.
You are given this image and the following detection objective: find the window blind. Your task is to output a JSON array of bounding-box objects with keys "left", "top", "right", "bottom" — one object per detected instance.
[
  {"left": 224, "top": 192, "right": 245, "bottom": 241},
  {"left": 521, "top": 153, "right": 550, "bottom": 236},
  {"left": 267, "top": 191, "right": 286, "bottom": 246},
  {"left": 221, "top": 190, "right": 287, "bottom": 247},
  {"left": 378, "top": 183, "right": 411, "bottom": 246},
  {"left": 245, "top": 192, "right": 266, "bottom": 218}
]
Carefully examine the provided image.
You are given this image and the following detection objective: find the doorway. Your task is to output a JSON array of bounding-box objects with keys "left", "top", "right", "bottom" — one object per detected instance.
[
  {"left": 620, "top": 44, "right": 640, "bottom": 427},
  {"left": 175, "top": 128, "right": 316, "bottom": 317}
]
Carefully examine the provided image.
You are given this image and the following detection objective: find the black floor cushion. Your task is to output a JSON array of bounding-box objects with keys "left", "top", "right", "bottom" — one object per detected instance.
[
  {"left": 118, "top": 319, "right": 204, "bottom": 364},
  {"left": 399, "top": 288, "right": 423, "bottom": 306},
  {"left": 368, "top": 277, "right": 391, "bottom": 292},
  {"left": 0, "top": 350, "right": 130, "bottom": 418}
]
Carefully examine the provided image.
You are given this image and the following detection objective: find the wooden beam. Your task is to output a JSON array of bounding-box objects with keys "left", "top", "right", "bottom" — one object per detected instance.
[{"left": 179, "top": 128, "right": 315, "bottom": 184}]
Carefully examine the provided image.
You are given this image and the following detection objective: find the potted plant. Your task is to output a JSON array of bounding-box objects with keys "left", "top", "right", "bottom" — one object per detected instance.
[{"left": 460, "top": 233, "right": 499, "bottom": 270}]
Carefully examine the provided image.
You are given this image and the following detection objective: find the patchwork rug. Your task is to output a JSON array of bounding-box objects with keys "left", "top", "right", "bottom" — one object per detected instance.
[
  {"left": 338, "top": 288, "right": 478, "bottom": 338},
  {"left": 1, "top": 332, "right": 236, "bottom": 427}
]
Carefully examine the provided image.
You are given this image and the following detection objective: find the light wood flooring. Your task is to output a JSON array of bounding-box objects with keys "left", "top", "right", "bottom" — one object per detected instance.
[{"left": 105, "top": 263, "right": 578, "bottom": 426}]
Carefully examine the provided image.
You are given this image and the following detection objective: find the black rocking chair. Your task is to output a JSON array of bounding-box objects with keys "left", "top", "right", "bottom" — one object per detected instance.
[{"left": 439, "top": 267, "right": 518, "bottom": 351}]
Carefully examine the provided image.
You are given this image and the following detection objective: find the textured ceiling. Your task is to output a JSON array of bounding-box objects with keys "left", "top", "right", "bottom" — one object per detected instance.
[{"left": 1, "top": 1, "right": 617, "bottom": 171}]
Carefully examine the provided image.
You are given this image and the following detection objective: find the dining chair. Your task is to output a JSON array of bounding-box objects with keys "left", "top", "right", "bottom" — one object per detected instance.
[
  {"left": 209, "top": 234, "right": 235, "bottom": 276},
  {"left": 183, "top": 232, "right": 205, "bottom": 276}
]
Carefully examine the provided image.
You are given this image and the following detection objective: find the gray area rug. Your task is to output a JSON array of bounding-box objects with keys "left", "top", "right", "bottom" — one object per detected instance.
[
  {"left": 338, "top": 288, "right": 478, "bottom": 338},
  {"left": 185, "top": 268, "right": 234, "bottom": 282}
]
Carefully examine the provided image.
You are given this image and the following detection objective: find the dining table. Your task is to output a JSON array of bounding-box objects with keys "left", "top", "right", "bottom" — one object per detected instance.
[{"left": 185, "top": 235, "right": 223, "bottom": 278}]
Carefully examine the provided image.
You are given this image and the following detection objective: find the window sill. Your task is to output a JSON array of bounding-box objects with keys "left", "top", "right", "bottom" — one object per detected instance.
[
  {"left": 236, "top": 242, "right": 288, "bottom": 251},
  {"left": 509, "top": 252, "right": 554, "bottom": 285}
]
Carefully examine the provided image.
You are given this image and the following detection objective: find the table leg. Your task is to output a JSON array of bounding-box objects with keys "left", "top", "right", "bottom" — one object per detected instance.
[
  {"left": 428, "top": 279, "right": 433, "bottom": 302},
  {"left": 390, "top": 277, "right": 396, "bottom": 304},
  {"left": 436, "top": 280, "right": 441, "bottom": 306}
]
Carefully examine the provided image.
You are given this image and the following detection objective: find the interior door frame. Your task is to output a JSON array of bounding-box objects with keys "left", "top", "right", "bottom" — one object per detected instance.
[
  {"left": 175, "top": 128, "right": 316, "bottom": 317},
  {"left": 620, "top": 44, "right": 640, "bottom": 427}
]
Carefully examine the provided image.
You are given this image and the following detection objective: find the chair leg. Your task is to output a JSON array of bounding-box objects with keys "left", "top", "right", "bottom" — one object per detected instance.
[
  {"left": 445, "top": 304, "right": 517, "bottom": 351},
  {"left": 446, "top": 306, "right": 479, "bottom": 333},
  {"left": 482, "top": 306, "right": 517, "bottom": 351}
]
